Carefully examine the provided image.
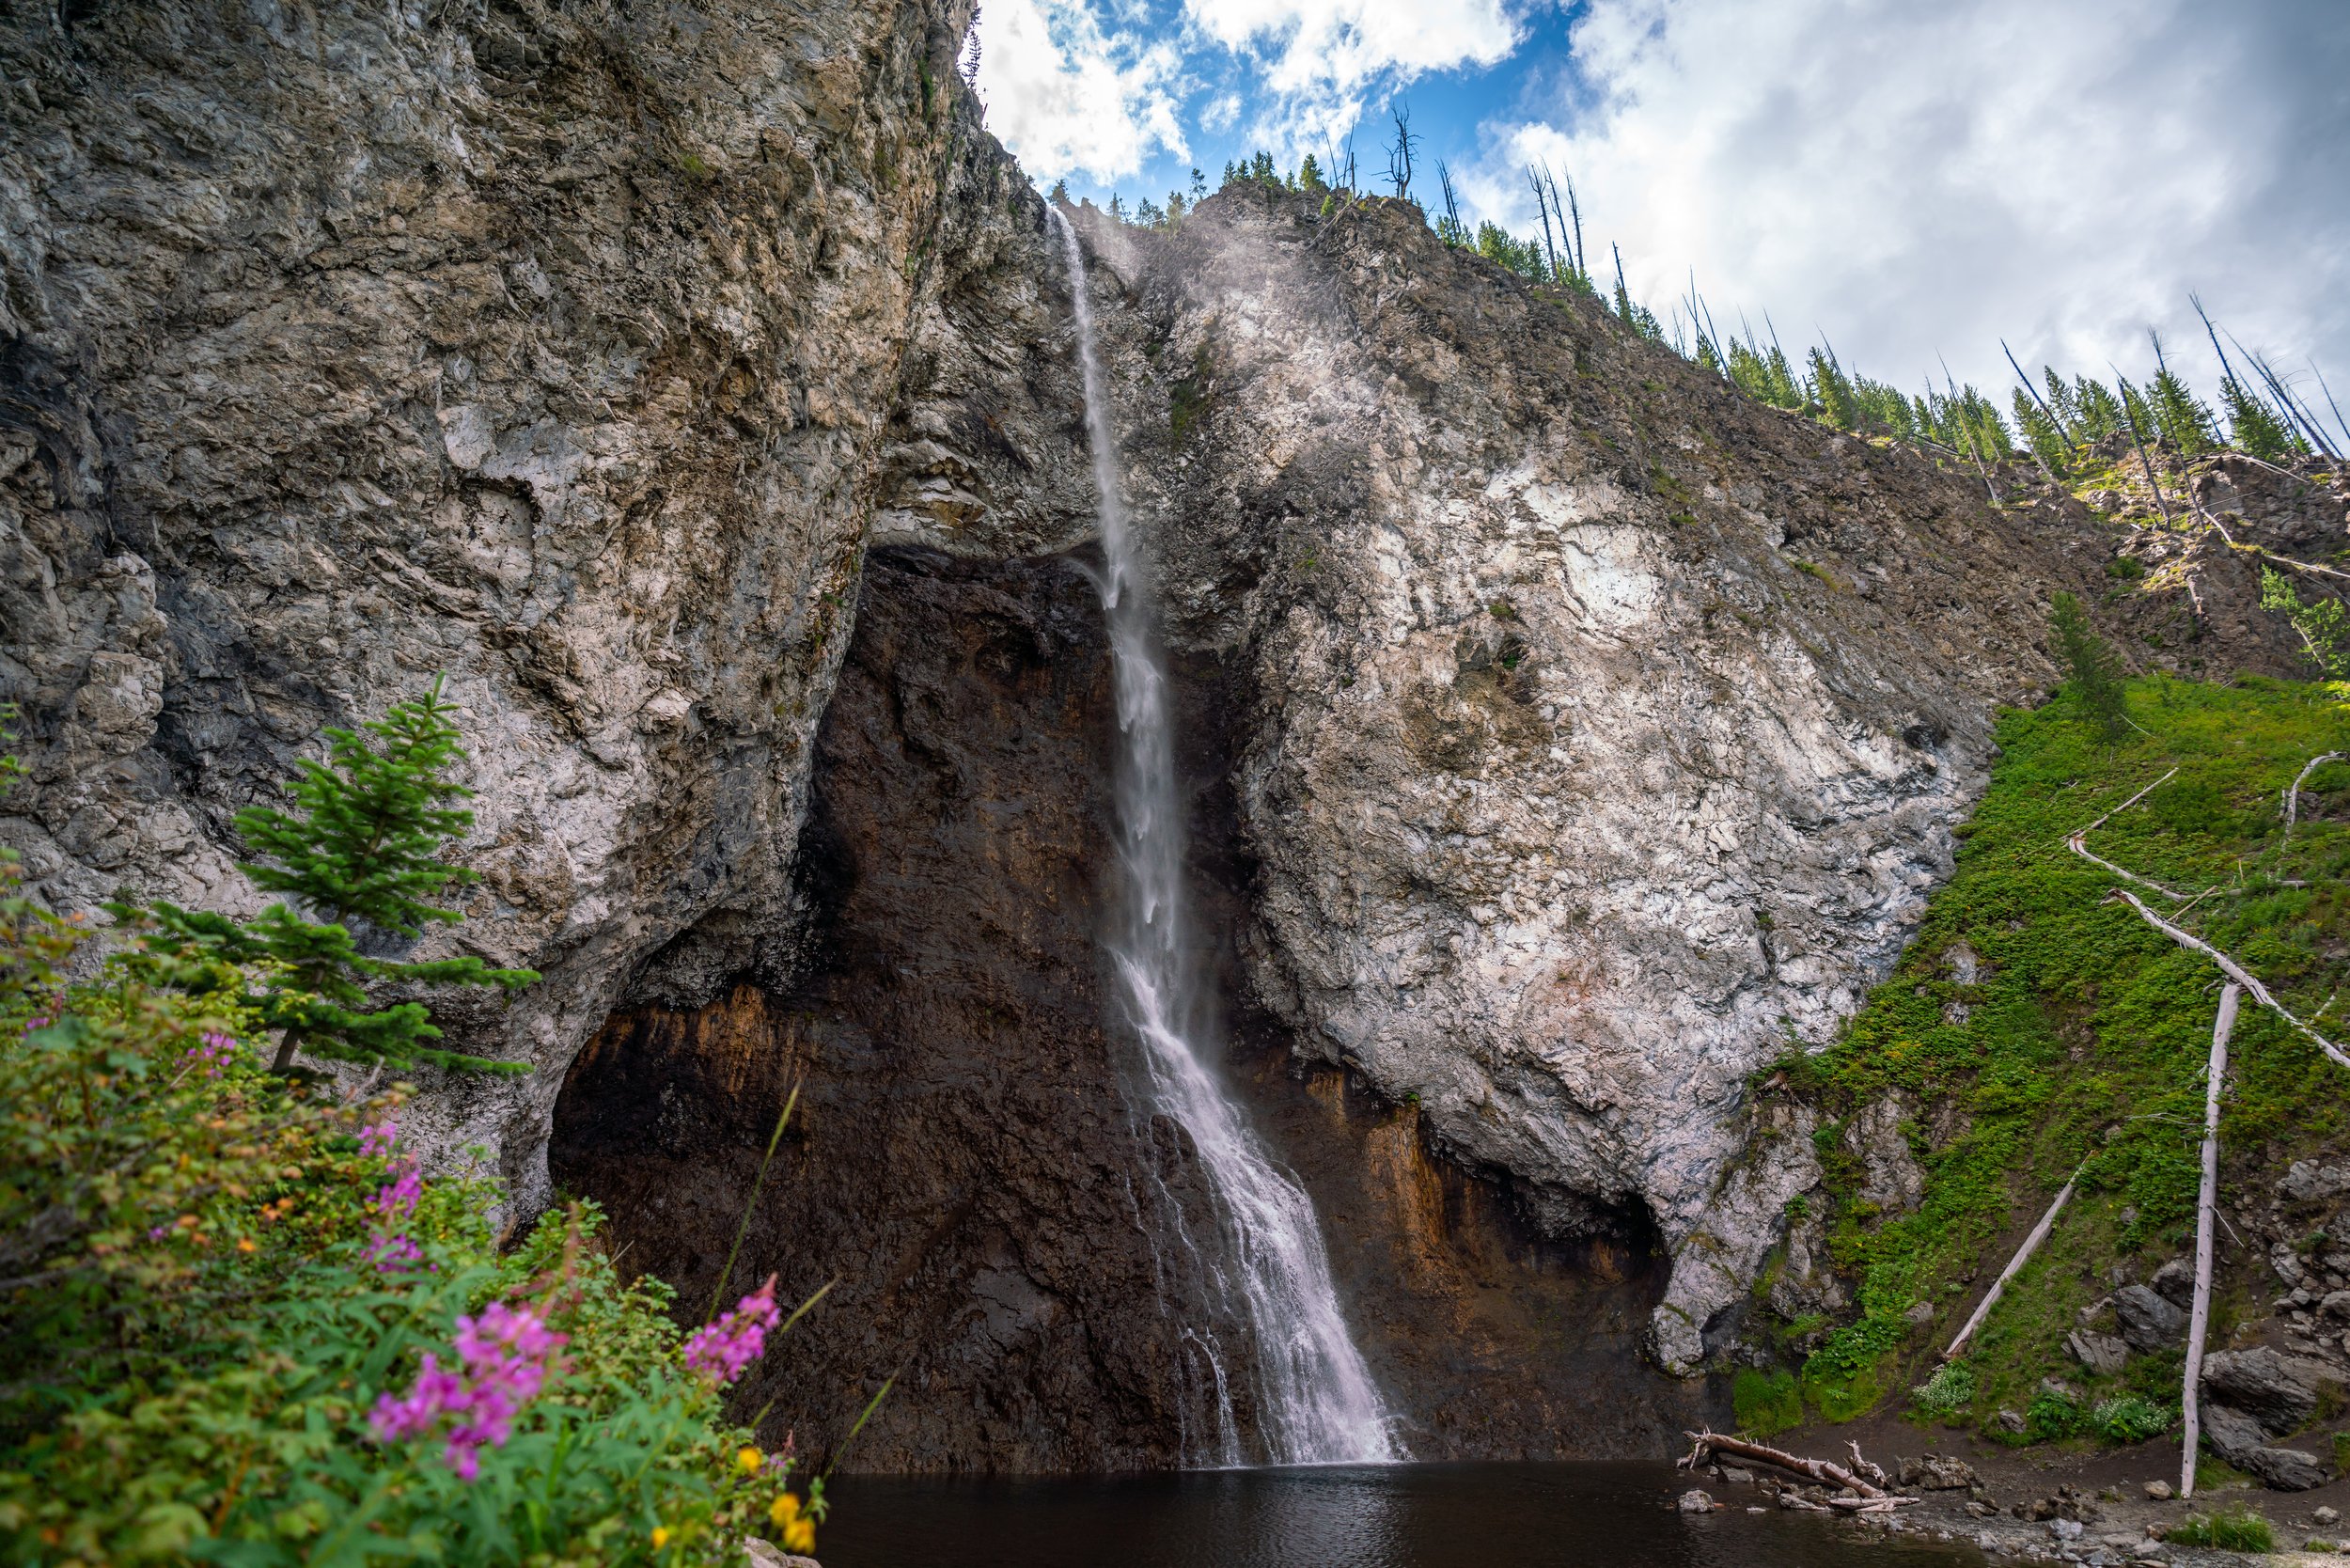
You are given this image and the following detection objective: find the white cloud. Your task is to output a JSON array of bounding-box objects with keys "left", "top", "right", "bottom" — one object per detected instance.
[
  {"left": 1468, "top": 0, "right": 2350, "bottom": 400},
  {"left": 975, "top": 0, "right": 1190, "bottom": 184},
  {"left": 1184, "top": 0, "right": 1522, "bottom": 152}
]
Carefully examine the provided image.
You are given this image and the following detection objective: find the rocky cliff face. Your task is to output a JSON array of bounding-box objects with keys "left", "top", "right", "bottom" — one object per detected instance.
[
  {"left": 1056, "top": 186, "right": 2297, "bottom": 1374},
  {"left": 0, "top": 0, "right": 1091, "bottom": 1214},
  {"left": 6, "top": 0, "right": 2315, "bottom": 1467},
  {"left": 553, "top": 545, "right": 1713, "bottom": 1466}
]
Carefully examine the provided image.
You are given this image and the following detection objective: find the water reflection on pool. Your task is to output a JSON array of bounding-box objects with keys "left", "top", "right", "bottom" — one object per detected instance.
[{"left": 819, "top": 1462, "right": 1982, "bottom": 1568}]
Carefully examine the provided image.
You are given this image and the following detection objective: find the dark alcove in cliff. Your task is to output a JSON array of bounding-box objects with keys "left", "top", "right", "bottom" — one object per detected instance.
[{"left": 553, "top": 545, "right": 1713, "bottom": 1472}]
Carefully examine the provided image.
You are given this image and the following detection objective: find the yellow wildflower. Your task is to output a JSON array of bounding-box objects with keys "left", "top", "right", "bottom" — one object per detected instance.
[
  {"left": 769, "top": 1493, "right": 801, "bottom": 1527},
  {"left": 650, "top": 1526, "right": 672, "bottom": 1548},
  {"left": 736, "top": 1446, "right": 762, "bottom": 1474},
  {"left": 784, "top": 1518, "right": 815, "bottom": 1554}
]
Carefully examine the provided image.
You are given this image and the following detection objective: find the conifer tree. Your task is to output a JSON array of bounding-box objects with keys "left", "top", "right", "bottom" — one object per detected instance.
[
  {"left": 2222, "top": 377, "right": 2296, "bottom": 462},
  {"left": 2042, "top": 368, "right": 2083, "bottom": 443},
  {"left": 125, "top": 680, "right": 537, "bottom": 1074},
  {"left": 1809, "top": 348, "right": 1858, "bottom": 431},
  {"left": 2073, "top": 377, "right": 2124, "bottom": 443},
  {"left": 2118, "top": 376, "right": 2160, "bottom": 447},
  {"left": 2012, "top": 389, "right": 2071, "bottom": 478},
  {"left": 2146, "top": 330, "right": 2218, "bottom": 453},
  {"left": 2050, "top": 592, "right": 2129, "bottom": 740}
]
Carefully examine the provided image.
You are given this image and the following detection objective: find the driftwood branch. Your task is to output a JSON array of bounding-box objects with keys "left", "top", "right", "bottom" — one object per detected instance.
[
  {"left": 2107, "top": 888, "right": 2350, "bottom": 1072},
  {"left": 1679, "top": 1431, "right": 1914, "bottom": 1504},
  {"left": 1944, "top": 1168, "right": 2081, "bottom": 1361},
  {"left": 2181, "top": 982, "right": 2241, "bottom": 1501},
  {"left": 1845, "top": 1440, "right": 1890, "bottom": 1489}
]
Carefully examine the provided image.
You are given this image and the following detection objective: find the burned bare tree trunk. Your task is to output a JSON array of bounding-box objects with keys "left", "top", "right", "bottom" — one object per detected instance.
[
  {"left": 1944, "top": 1168, "right": 2081, "bottom": 1362},
  {"left": 2181, "top": 981, "right": 2242, "bottom": 1500}
]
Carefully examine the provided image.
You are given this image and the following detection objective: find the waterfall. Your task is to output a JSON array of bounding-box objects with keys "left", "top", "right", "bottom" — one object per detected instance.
[{"left": 1048, "top": 206, "right": 1400, "bottom": 1468}]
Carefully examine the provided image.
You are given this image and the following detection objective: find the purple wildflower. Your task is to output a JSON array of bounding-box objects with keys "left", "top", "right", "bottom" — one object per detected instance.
[
  {"left": 358, "top": 1119, "right": 400, "bottom": 1159},
  {"left": 373, "top": 1168, "right": 422, "bottom": 1222},
  {"left": 180, "top": 1030, "right": 238, "bottom": 1078},
  {"left": 367, "top": 1232, "right": 424, "bottom": 1273},
  {"left": 368, "top": 1354, "right": 465, "bottom": 1440},
  {"left": 368, "top": 1300, "right": 569, "bottom": 1480},
  {"left": 682, "top": 1277, "right": 783, "bottom": 1385}
]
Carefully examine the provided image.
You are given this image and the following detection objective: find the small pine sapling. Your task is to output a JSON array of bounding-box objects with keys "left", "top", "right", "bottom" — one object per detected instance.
[
  {"left": 125, "top": 678, "right": 537, "bottom": 1074},
  {"left": 2049, "top": 592, "right": 2130, "bottom": 740}
]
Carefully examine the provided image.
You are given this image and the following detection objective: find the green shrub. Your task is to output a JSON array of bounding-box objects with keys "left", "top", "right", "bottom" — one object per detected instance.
[
  {"left": 1733, "top": 1368, "right": 1803, "bottom": 1437},
  {"left": 0, "top": 713, "right": 828, "bottom": 1565},
  {"left": 1909, "top": 1363, "right": 1976, "bottom": 1422},
  {"left": 2264, "top": 567, "right": 2350, "bottom": 682},
  {"left": 1802, "top": 1362, "right": 1881, "bottom": 1423},
  {"left": 2167, "top": 1508, "right": 2274, "bottom": 1551},
  {"left": 2025, "top": 1385, "right": 2082, "bottom": 1441},
  {"left": 2089, "top": 1395, "right": 2174, "bottom": 1445}
]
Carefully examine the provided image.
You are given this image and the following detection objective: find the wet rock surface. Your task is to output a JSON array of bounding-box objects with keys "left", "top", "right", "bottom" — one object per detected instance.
[
  {"left": 551, "top": 546, "right": 1214, "bottom": 1471},
  {"left": 1057, "top": 186, "right": 2311, "bottom": 1374},
  {"left": 554, "top": 545, "right": 1721, "bottom": 1466},
  {"left": 9, "top": 0, "right": 2337, "bottom": 1471}
]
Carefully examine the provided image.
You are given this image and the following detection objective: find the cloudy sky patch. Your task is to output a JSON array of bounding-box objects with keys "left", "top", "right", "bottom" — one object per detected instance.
[{"left": 972, "top": 0, "right": 2349, "bottom": 404}]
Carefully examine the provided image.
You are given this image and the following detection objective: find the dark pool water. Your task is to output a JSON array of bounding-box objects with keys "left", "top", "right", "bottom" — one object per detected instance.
[{"left": 817, "top": 1462, "right": 1982, "bottom": 1568}]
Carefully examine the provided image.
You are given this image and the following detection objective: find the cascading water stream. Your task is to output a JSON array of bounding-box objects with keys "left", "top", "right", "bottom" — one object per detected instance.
[{"left": 1048, "top": 206, "right": 1399, "bottom": 1468}]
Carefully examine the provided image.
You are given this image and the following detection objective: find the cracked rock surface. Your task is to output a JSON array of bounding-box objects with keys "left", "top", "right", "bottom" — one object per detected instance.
[
  {"left": 0, "top": 0, "right": 1087, "bottom": 1212},
  {"left": 1058, "top": 187, "right": 2156, "bottom": 1372}
]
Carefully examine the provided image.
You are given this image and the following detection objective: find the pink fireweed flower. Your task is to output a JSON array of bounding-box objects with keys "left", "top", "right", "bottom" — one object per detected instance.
[
  {"left": 367, "top": 1231, "right": 424, "bottom": 1272},
  {"left": 368, "top": 1353, "right": 466, "bottom": 1440},
  {"left": 368, "top": 1301, "right": 568, "bottom": 1480},
  {"left": 373, "top": 1168, "right": 422, "bottom": 1222},
  {"left": 358, "top": 1119, "right": 400, "bottom": 1159},
  {"left": 682, "top": 1277, "right": 783, "bottom": 1385},
  {"left": 180, "top": 1030, "right": 238, "bottom": 1077},
  {"left": 457, "top": 1300, "right": 568, "bottom": 1364}
]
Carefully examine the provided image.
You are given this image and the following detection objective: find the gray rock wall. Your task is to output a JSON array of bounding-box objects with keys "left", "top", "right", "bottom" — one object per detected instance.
[
  {"left": 4, "top": 0, "right": 2291, "bottom": 1409},
  {"left": 0, "top": 0, "right": 1085, "bottom": 1213},
  {"left": 1067, "top": 187, "right": 2121, "bottom": 1373}
]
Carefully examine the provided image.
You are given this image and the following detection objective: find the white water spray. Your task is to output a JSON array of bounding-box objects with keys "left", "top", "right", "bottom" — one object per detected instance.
[{"left": 1049, "top": 206, "right": 1398, "bottom": 1467}]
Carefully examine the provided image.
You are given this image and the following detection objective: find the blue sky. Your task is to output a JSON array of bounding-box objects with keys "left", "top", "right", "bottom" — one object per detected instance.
[{"left": 971, "top": 0, "right": 2350, "bottom": 417}]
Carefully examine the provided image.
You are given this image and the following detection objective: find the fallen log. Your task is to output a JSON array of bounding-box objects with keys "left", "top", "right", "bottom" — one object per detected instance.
[
  {"left": 2107, "top": 888, "right": 2350, "bottom": 1071},
  {"left": 1679, "top": 1431, "right": 1910, "bottom": 1503},
  {"left": 1845, "top": 1442, "right": 1891, "bottom": 1489},
  {"left": 1943, "top": 1166, "right": 2082, "bottom": 1361},
  {"left": 2180, "top": 981, "right": 2242, "bottom": 1501},
  {"left": 2066, "top": 767, "right": 2196, "bottom": 899},
  {"left": 2284, "top": 752, "right": 2344, "bottom": 839},
  {"left": 1826, "top": 1495, "right": 1919, "bottom": 1513}
]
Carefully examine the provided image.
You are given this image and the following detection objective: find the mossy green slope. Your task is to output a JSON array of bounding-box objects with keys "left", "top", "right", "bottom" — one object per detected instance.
[{"left": 1763, "top": 674, "right": 2350, "bottom": 1440}]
